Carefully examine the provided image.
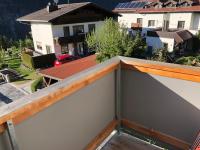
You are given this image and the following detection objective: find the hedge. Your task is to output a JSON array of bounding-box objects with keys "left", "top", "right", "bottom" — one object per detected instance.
[
  {"left": 175, "top": 56, "right": 200, "bottom": 66},
  {"left": 21, "top": 52, "right": 56, "bottom": 70},
  {"left": 32, "top": 53, "right": 56, "bottom": 69},
  {"left": 21, "top": 52, "right": 35, "bottom": 69},
  {"left": 31, "top": 77, "right": 43, "bottom": 92}
]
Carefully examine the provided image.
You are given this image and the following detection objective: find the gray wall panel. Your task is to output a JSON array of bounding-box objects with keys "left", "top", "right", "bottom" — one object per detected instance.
[
  {"left": 13, "top": 72, "right": 115, "bottom": 150},
  {"left": 0, "top": 132, "right": 12, "bottom": 150},
  {"left": 122, "top": 69, "right": 200, "bottom": 143}
]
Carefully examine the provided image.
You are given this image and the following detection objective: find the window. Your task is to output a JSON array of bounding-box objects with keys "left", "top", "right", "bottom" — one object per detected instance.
[
  {"left": 163, "top": 20, "right": 169, "bottom": 31},
  {"left": 36, "top": 42, "right": 42, "bottom": 50},
  {"left": 61, "top": 44, "right": 69, "bottom": 54},
  {"left": 137, "top": 18, "right": 143, "bottom": 25},
  {"left": 177, "top": 21, "right": 185, "bottom": 29},
  {"left": 46, "top": 45, "right": 52, "bottom": 54},
  {"left": 163, "top": 43, "right": 168, "bottom": 50},
  {"left": 63, "top": 26, "right": 70, "bottom": 37},
  {"left": 88, "top": 24, "right": 95, "bottom": 32},
  {"left": 148, "top": 20, "right": 155, "bottom": 27},
  {"left": 73, "top": 25, "right": 84, "bottom": 35}
]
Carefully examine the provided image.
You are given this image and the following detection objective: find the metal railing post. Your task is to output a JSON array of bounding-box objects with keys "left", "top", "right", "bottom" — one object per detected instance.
[
  {"left": 115, "top": 64, "right": 121, "bottom": 133},
  {"left": 6, "top": 120, "right": 19, "bottom": 150}
]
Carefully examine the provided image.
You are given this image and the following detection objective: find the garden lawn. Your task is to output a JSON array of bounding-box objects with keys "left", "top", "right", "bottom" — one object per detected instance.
[{"left": 5, "top": 57, "right": 40, "bottom": 85}]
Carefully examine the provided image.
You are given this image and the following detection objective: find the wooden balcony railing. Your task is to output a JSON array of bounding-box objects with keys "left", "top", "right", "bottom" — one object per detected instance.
[
  {"left": 0, "top": 56, "right": 200, "bottom": 150},
  {"left": 131, "top": 23, "right": 142, "bottom": 28}
]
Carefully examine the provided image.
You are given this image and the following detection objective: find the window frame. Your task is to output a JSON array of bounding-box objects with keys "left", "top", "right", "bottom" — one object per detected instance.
[
  {"left": 137, "top": 18, "right": 143, "bottom": 25},
  {"left": 88, "top": 24, "right": 96, "bottom": 33},
  {"left": 73, "top": 25, "right": 84, "bottom": 35},
  {"left": 63, "top": 26, "right": 70, "bottom": 37},
  {"left": 36, "top": 41, "right": 42, "bottom": 50},
  {"left": 46, "top": 45, "right": 52, "bottom": 54},
  {"left": 177, "top": 21, "right": 185, "bottom": 29},
  {"left": 148, "top": 20, "right": 155, "bottom": 27}
]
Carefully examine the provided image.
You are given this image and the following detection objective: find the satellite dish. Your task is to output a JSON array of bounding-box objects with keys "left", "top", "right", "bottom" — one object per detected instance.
[{"left": 54, "top": 0, "right": 59, "bottom": 4}]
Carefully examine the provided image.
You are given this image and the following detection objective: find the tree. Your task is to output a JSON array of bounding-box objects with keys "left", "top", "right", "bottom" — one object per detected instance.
[
  {"left": 151, "top": 48, "right": 168, "bottom": 62},
  {"left": 124, "top": 33, "right": 147, "bottom": 58},
  {"left": 0, "top": 35, "right": 10, "bottom": 51},
  {"left": 86, "top": 18, "right": 146, "bottom": 62}
]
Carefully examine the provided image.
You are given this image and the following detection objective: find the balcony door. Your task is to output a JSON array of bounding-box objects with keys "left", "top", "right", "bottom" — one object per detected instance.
[
  {"left": 77, "top": 42, "right": 84, "bottom": 55},
  {"left": 137, "top": 18, "right": 143, "bottom": 26}
]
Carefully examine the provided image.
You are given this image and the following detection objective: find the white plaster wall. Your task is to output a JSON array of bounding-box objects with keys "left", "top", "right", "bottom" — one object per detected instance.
[
  {"left": 118, "top": 13, "right": 164, "bottom": 35},
  {"left": 189, "top": 13, "right": 200, "bottom": 35},
  {"left": 169, "top": 13, "right": 193, "bottom": 30},
  {"left": 52, "top": 21, "right": 104, "bottom": 37},
  {"left": 31, "top": 22, "right": 54, "bottom": 54},
  {"left": 118, "top": 13, "right": 145, "bottom": 28},
  {"left": 31, "top": 21, "right": 104, "bottom": 55},
  {"left": 146, "top": 36, "right": 174, "bottom": 52}
]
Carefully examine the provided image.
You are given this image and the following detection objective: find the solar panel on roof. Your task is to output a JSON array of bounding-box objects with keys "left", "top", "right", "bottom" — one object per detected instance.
[
  {"left": 137, "top": 2, "right": 144, "bottom": 8},
  {"left": 116, "top": 3, "right": 123, "bottom": 8},
  {"left": 124, "top": 2, "right": 131, "bottom": 8},
  {"left": 120, "top": 3, "right": 127, "bottom": 8},
  {"left": 115, "top": 1, "right": 148, "bottom": 9},
  {"left": 128, "top": 2, "right": 136, "bottom": 8},
  {"left": 130, "top": 2, "right": 137, "bottom": 8},
  {"left": 126, "top": 2, "right": 133, "bottom": 8}
]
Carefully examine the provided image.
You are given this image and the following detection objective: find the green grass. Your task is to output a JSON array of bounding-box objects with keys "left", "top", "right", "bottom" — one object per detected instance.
[
  {"left": 4, "top": 57, "right": 40, "bottom": 85},
  {"left": 5, "top": 58, "right": 21, "bottom": 69}
]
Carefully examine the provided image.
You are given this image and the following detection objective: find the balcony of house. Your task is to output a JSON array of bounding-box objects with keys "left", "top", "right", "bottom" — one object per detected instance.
[
  {"left": 0, "top": 56, "right": 199, "bottom": 150},
  {"left": 54, "top": 33, "right": 89, "bottom": 57},
  {"left": 131, "top": 23, "right": 142, "bottom": 30}
]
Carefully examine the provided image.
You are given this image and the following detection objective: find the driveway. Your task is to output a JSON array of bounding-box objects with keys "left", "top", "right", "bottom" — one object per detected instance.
[{"left": 0, "top": 83, "right": 26, "bottom": 106}]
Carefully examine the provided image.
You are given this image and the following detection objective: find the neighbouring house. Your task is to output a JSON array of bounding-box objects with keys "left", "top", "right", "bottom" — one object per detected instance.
[
  {"left": 17, "top": 2, "right": 118, "bottom": 56},
  {"left": 113, "top": 0, "right": 200, "bottom": 53}
]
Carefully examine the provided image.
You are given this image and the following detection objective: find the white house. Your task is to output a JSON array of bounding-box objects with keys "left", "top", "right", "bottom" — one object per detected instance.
[
  {"left": 114, "top": 0, "right": 200, "bottom": 53},
  {"left": 17, "top": 2, "right": 118, "bottom": 56}
]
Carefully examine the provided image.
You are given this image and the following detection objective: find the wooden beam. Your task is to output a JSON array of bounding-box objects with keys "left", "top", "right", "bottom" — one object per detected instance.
[
  {"left": 0, "top": 63, "right": 119, "bottom": 128},
  {"left": 121, "top": 60, "right": 200, "bottom": 83},
  {"left": 122, "top": 119, "right": 191, "bottom": 150},
  {"left": 85, "top": 120, "right": 118, "bottom": 150}
]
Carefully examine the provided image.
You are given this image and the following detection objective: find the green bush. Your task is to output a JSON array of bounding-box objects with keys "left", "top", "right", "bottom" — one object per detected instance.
[
  {"left": 21, "top": 52, "right": 35, "bottom": 69},
  {"left": 86, "top": 18, "right": 146, "bottom": 62},
  {"left": 31, "top": 77, "right": 43, "bottom": 92},
  {"left": 175, "top": 56, "right": 198, "bottom": 66},
  {"left": 32, "top": 53, "right": 56, "bottom": 69}
]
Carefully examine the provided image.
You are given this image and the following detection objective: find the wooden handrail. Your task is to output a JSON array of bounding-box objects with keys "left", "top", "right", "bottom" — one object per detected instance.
[
  {"left": 0, "top": 62, "right": 119, "bottom": 130},
  {"left": 0, "top": 57, "right": 199, "bottom": 149},
  {"left": 121, "top": 58, "right": 200, "bottom": 83},
  {"left": 122, "top": 119, "right": 191, "bottom": 150}
]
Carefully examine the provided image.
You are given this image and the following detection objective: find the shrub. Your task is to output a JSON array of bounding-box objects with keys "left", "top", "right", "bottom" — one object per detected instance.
[
  {"left": 21, "top": 52, "right": 35, "bottom": 69},
  {"left": 86, "top": 18, "right": 146, "bottom": 62},
  {"left": 32, "top": 53, "right": 56, "bottom": 69},
  {"left": 175, "top": 56, "right": 198, "bottom": 66},
  {"left": 151, "top": 48, "right": 168, "bottom": 62},
  {"left": 31, "top": 77, "right": 43, "bottom": 92}
]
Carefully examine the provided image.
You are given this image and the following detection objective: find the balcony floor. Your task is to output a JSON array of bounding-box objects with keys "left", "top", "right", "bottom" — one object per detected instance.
[{"left": 101, "top": 133, "right": 163, "bottom": 150}]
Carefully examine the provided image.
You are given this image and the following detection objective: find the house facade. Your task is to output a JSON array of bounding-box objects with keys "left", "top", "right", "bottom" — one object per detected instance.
[
  {"left": 18, "top": 2, "right": 118, "bottom": 56},
  {"left": 114, "top": 0, "right": 200, "bottom": 53}
]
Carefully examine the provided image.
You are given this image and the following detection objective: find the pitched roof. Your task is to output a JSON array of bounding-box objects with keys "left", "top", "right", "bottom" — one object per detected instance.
[
  {"left": 39, "top": 55, "right": 97, "bottom": 80},
  {"left": 113, "top": 0, "right": 200, "bottom": 13},
  {"left": 147, "top": 29, "right": 193, "bottom": 44},
  {"left": 17, "top": 2, "right": 118, "bottom": 23},
  {"left": 137, "top": 5, "right": 200, "bottom": 13}
]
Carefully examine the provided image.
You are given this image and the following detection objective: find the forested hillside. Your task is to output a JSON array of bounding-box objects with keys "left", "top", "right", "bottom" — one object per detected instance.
[{"left": 0, "top": 0, "right": 129, "bottom": 39}]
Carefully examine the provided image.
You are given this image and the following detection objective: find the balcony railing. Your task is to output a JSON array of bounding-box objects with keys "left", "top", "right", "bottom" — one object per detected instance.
[
  {"left": 131, "top": 23, "right": 142, "bottom": 29},
  {"left": 0, "top": 56, "right": 199, "bottom": 150}
]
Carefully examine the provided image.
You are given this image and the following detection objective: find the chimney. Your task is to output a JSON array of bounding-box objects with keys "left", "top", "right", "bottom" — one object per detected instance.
[{"left": 47, "top": 2, "right": 58, "bottom": 13}]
